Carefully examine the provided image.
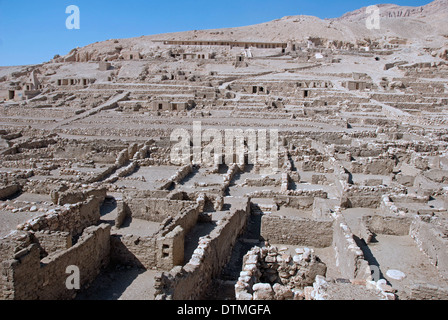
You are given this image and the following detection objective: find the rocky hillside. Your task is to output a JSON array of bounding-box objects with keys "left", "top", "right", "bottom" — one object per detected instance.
[{"left": 59, "top": 0, "right": 448, "bottom": 63}]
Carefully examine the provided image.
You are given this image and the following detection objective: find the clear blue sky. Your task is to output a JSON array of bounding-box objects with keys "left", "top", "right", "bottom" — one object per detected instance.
[{"left": 0, "top": 0, "right": 432, "bottom": 66}]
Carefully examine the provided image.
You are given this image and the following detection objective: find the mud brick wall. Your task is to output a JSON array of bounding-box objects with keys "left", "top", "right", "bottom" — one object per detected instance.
[
  {"left": 33, "top": 231, "right": 72, "bottom": 256},
  {"left": 342, "top": 186, "right": 399, "bottom": 208},
  {"left": 110, "top": 234, "right": 157, "bottom": 268},
  {"left": 410, "top": 217, "right": 448, "bottom": 280},
  {"left": 18, "top": 196, "right": 103, "bottom": 236},
  {"left": 55, "top": 187, "right": 107, "bottom": 206},
  {"left": 160, "top": 204, "right": 201, "bottom": 237},
  {"left": 359, "top": 214, "right": 412, "bottom": 244},
  {"left": 0, "top": 232, "right": 34, "bottom": 300},
  {"left": 273, "top": 195, "right": 317, "bottom": 210},
  {"left": 261, "top": 215, "right": 333, "bottom": 248},
  {"left": 1, "top": 224, "right": 111, "bottom": 300},
  {"left": 110, "top": 204, "right": 199, "bottom": 270},
  {"left": 126, "top": 198, "right": 196, "bottom": 223},
  {"left": 350, "top": 158, "right": 395, "bottom": 175},
  {"left": 154, "top": 199, "right": 250, "bottom": 300}
]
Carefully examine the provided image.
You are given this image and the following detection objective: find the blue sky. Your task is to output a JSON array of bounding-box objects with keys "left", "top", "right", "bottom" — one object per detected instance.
[{"left": 0, "top": 0, "right": 432, "bottom": 66}]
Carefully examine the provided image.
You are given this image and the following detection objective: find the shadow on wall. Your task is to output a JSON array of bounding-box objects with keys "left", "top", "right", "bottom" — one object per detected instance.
[
  {"left": 353, "top": 235, "right": 390, "bottom": 285},
  {"left": 109, "top": 235, "right": 146, "bottom": 269},
  {"left": 184, "top": 221, "right": 217, "bottom": 264}
]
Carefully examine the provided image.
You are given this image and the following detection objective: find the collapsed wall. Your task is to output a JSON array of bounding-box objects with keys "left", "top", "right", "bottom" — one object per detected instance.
[{"left": 235, "top": 246, "right": 327, "bottom": 300}]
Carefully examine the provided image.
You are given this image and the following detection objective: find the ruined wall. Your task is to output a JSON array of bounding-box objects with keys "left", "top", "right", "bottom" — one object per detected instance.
[
  {"left": 236, "top": 246, "right": 327, "bottom": 300},
  {"left": 359, "top": 215, "right": 412, "bottom": 244},
  {"left": 156, "top": 226, "right": 185, "bottom": 271},
  {"left": 86, "top": 164, "right": 117, "bottom": 183},
  {"left": 1, "top": 224, "right": 111, "bottom": 300},
  {"left": 341, "top": 185, "right": 404, "bottom": 209},
  {"left": 110, "top": 234, "right": 157, "bottom": 269},
  {"left": 410, "top": 217, "right": 448, "bottom": 280},
  {"left": 154, "top": 199, "right": 250, "bottom": 300},
  {"left": 350, "top": 157, "right": 396, "bottom": 175},
  {"left": 158, "top": 165, "right": 193, "bottom": 190},
  {"left": 273, "top": 195, "right": 322, "bottom": 210},
  {"left": 160, "top": 204, "right": 201, "bottom": 237},
  {"left": 54, "top": 187, "right": 107, "bottom": 206},
  {"left": 409, "top": 284, "right": 448, "bottom": 300},
  {"left": 332, "top": 211, "right": 371, "bottom": 280},
  {"left": 110, "top": 204, "right": 200, "bottom": 270},
  {"left": 17, "top": 195, "right": 103, "bottom": 236},
  {"left": 249, "top": 191, "right": 328, "bottom": 210},
  {"left": 125, "top": 198, "right": 196, "bottom": 223},
  {"left": 244, "top": 177, "right": 280, "bottom": 187},
  {"left": 33, "top": 231, "right": 72, "bottom": 256},
  {"left": 261, "top": 215, "right": 333, "bottom": 248}
]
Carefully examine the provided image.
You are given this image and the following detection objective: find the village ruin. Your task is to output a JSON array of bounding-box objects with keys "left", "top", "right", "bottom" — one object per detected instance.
[{"left": 1, "top": 0, "right": 448, "bottom": 301}]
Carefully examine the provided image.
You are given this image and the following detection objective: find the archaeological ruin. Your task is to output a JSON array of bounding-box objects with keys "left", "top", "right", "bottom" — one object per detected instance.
[{"left": 1, "top": 0, "right": 448, "bottom": 302}]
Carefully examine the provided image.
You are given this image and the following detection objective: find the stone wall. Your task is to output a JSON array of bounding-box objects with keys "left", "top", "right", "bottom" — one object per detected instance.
[
  {"left": 158, "top": 165, "right": 193, "bottom": 190},
  {"left": 235, "top": 245, "right": 327, "bottom": 300},
  {"left": 273, "top": 194, "right": 322, "bottom": 210},
  {"left": 244, "top": 177, "right": 281, "bottom": 187},
  {"left": 125, "top": 198, "right": 196, "bottom": 223},
  {"left": 410, "top": 217, "right": 448, "bottom": 280},
  {"left": 341, "top": 185, "right": 405, "bottom": 209},
  {"left": 114, "top": 200, "right": 130, "bottom": 228},
  {"left": 359, "top": 215, "right": 411, "bottom": 244},
  {"left": 359, "top": 214, "right": 412, "bottom": 243},
  {"left": 110, "top": 203, "right": 200, "bottom": 270},
  {"left": 17, "top": 195, "right": 103, "bottom": 237},
  {"left": 332, "top": 210, "right": 371, "bottom": 280},
  {"left": 409, "top": 284, "right": 448, "bottom": 300},
  {"left": 350, "top": 157, "right": 396, "bottom": 175},
  {"left": 110, "top": 234, "right": 157, "bottom": 269},
  {"left": 160, "top": 203, "right": 201, "bottom": 238},
  {"left": 154, "top": 199, "right": 250, "bottom": 300},
  {"left": 261, "top": 215, "right": 333, "bottom": 248},
  {"left": 248, "top": 190, "right": 328, "bottom": 211},
  {"left": 86, "top": 164, "right": 116, "bottom": 183},
  {"left": 53, "top": 187, "right": 107, "bottom": 206},
  {"left": 33, "top": 231, "right": 72, "bottom": 256},
  {"left": 1, "top": 224, "right": 111, "bottom": 300}
]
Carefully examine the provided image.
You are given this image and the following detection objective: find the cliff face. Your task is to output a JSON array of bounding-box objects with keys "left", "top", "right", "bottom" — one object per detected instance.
[{"left": 336, "top": 0, "right": 448, "bottom": 21}]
